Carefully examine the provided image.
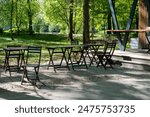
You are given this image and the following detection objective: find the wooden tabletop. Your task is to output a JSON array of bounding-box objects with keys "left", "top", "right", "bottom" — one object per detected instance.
[{"left": 106, "top": 29, "right": 149, "bottom": 32}]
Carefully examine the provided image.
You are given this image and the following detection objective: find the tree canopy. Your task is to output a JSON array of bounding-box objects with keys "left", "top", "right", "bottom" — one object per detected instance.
[{"left": 0, "top": 0, "right": 138, "bottom": 42}]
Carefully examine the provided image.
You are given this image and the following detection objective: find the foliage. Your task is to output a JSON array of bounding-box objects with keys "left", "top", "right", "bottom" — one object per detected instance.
[
  {"left": 0, "top": 0, "right": 40, "bottom": 33},
  {"left": 43, "top": 0, "right": 83, "bottom": 34},
  {"left": 0, "top": 0, "right": 139, "bottom": 35}
]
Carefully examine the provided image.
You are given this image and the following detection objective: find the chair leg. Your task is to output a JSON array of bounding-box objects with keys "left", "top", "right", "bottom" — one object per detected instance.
[
  {"left": 21, "top": 76, "right": 24, "bottom": 85},
  {"left": 78, "top": 52, "right": 88, "bottom": 69},
  {"left": 21, "top": 67, "right": 28, "bottom": 85},
  {"left": 64, "top": 56, "right": 70, "bottom": 70},
  {"left": 104, "top": 57, "right": 113, "bottom": 69},
  {"left": 34, "top": 67, "right": 46, "bottom": 86},
  {"left": 68, "top": 52, "right": 74, "bottom": 70},
  {"left": 89, "top": 53, "right": 97, "bottom": 67},
  {"left": 47, "top": 56, "right": 56, "bottom": 72},
  {"left": 7, "top": 59, "right": 12, "bottom": 77},
  {"left": 96, "top": 60, "right": 100, "bottom": 67},
  {"left": 97, "top": 56, "right": 106, "bottom": 69}
]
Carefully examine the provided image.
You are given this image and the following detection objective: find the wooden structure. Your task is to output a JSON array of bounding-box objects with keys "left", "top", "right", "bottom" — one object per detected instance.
[
  {"left": 108, "top": 0, "right": 150, "bottom": 50},
  {"left": 139, "top": 0, "right": 150, "bottom": 48}
]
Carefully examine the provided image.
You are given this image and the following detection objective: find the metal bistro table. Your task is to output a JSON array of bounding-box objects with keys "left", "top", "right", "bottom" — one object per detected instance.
[
  {"left": 3, "top": 46, "right": 27, "bottom": 76},
  {"left": 46, "top": 44, "right": 89, "bottom": 72},
  {"left": 68, "top": 44, "right": 88, "bottom": 70},
  {"left": 46, "top": 45, "right": 72, "bottom": 72},
  {"left": 86, "top": 44, "right": 104, "bottom": 67}
]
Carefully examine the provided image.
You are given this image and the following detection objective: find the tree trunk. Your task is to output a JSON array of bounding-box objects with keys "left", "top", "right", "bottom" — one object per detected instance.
[
  {"left": 10, "top": 0, "right": 14, "bottom": 40},
  {"left": 69, "top": 0, "right": 74, "bottom": 41},
  {"left": 139, "top": 0, "right": 150, "bottom": 48},
  {"left": 27, "top": 0, "right": 33, "bottom": 35},
  {"left": 83, "top": 0, "right": 90, "bottom": 44},
  {"left": 15, "top": 0, "right": 20, "bottom": 34},
  {"left": 91, "top": 0, "right": 95, "bottom": 40},
  {"left": 107, "top": 12, "right": 112, "bottom": 34}
]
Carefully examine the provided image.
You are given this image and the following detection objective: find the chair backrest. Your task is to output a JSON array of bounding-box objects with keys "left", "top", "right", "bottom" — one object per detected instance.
[
  {"left": 104, "top": 40, "right": 117, "bottom": 58},
  {"left": 26, "top": 46, "right": 42, "bottom": 66}
]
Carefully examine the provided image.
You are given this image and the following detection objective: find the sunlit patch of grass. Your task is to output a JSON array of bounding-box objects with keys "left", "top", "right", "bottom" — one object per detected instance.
[
  {"left": 0, "top": 33, "right": 71, "bottom": 63},
  {"left": 0, "top": 33, "right": 70, "bottom": 47}
]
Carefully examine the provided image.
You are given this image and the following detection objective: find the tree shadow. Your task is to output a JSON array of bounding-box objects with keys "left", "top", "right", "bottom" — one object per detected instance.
[
  {"left": 0, "top": 64, "right": 150, "bottom": 100},
  {"left": 0, "top": 88, "right": 46, "bottom": 100},
  {"left": 35, "top": 65, "right": 150, "bottom": 100}
]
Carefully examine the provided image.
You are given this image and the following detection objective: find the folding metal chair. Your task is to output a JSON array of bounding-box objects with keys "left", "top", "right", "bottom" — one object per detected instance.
[
  {"left": 97, "top": 40, "right": 117, "bottom": 69},
  {"left": 21, "top": 46, "right": 45, "bottom": 86}
]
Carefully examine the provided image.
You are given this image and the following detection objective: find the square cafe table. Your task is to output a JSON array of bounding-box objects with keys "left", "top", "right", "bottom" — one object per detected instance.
[
  {"left": 46, "top": 45, "right": 72, "bottom": 72},
  {"left": 3, "top": 46, "right": 28, "bottom": 76}
]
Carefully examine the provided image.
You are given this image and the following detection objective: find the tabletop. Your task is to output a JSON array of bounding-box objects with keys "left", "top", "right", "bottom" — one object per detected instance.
[
  {"left": 3, "top": 47, "right": 28, "bottom": 51},
  {"left": 106, "top": 29, "right": 150, "bottom": 33}
]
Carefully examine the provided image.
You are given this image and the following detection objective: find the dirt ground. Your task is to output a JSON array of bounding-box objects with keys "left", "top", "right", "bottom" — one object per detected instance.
[{"left": 0, "top": 56, "right": 150, "bottom": 100}]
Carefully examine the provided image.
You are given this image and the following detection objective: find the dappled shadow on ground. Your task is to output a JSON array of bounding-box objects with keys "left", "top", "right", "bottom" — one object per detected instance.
[
  {"left": 0, "top": 88, "right": 45, "bottom": 100},
  {"left": 0, "top": 64, "right": 150, "bottom": 100}
]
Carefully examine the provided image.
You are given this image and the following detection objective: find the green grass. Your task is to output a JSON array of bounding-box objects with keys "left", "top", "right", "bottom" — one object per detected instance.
[
  {"left": 0, "top": 32, "right": 131, "bottom": 64},
  {"left": 0, "top": 33, "right": 70, "bottom": 47},
  {"left": 0, "top": 33, "right": 72, "bottom": 64}
]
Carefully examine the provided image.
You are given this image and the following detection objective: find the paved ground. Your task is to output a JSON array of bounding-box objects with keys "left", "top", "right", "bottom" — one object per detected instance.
[{"left": 0, "top": 50, "right": 150, "bottom": 100}]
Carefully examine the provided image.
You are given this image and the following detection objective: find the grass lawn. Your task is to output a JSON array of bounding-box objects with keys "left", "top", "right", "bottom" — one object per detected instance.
[
  {"left": 0, "top": 33, "right": 73, "bottom": 64},
  {"left": 0, "top": 33, "right": 130, "bottom": 64},
  {"left": 0, "top": 33, "right": 71, "bottom": 47}
]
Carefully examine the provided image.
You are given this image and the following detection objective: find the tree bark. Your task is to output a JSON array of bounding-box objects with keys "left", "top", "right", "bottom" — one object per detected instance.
[
  {"left": 69, "top": 0, "right": 74, "bottom": 41},
  {"left": 83, "top": 0, "right": 90, "bottom": 44},
  {"left": 91, "top": 0, "right": 95, "bottom": 40},
  {"left": 27, "top": 0, "right": 33, "bottom": 35},
  {"left": 15, "top": 0, "right": 20, "bottom": 34},
  {"left": 10, "top": 0, "right": 14, "bottom": 40},
  {"left": 139, "top": 0, "right": 148, "bottom": 48},
  {"left": 107, "top": 12, "right": 112, "bottom": 34}
]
